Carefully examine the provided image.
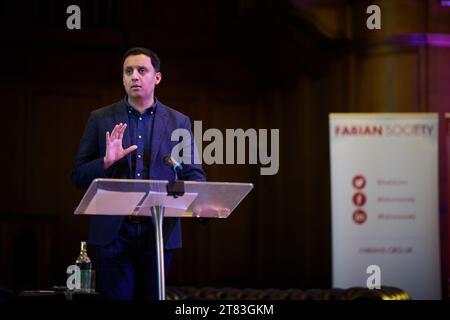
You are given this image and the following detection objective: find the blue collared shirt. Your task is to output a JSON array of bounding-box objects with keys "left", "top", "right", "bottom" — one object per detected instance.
[{"left": 125, "top": 98, "right": 156, "bottom": 179}]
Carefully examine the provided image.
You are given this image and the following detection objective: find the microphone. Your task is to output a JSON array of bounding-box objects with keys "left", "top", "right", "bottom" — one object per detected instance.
[
  {"left": 163, "top": 155, "right": 183, "bottom": 172},
  {"left": 163, "top": 155, "right": 185, "bottom": 197}
]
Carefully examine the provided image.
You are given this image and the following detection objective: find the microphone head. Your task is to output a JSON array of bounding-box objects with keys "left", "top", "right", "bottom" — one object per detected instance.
[
  {"left": 163, "top": 155, "right": 173, "bottom": 167},
  {"left": 163, "top": 155, "right": 183, "bottom": 171}
]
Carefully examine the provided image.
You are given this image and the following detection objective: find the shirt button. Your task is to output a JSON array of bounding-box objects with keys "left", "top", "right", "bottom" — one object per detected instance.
[
  {"left": 151, "top": 112, "right": 154, "bottom": 115},
  {"left": 139, "top": 117, "right": 142, "bottom": 120},
  {"left": 137, "top": 173, "right": 141, "bottom": 177},
  {"left": 138, "top": 135, "right": 142, "bottom": 139},
  {"left": 138, "top": 155, "right": 142, "bottom": 158}
]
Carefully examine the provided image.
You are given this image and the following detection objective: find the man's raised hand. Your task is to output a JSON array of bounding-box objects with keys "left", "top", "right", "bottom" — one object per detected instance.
[{"left": 103, "top": 123, "right": 137, "bottom": 169}]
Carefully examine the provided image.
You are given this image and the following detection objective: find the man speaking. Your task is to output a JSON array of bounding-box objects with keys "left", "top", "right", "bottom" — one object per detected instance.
[{"left": 71, "top": 47, "right": 205, "bottom": 300}]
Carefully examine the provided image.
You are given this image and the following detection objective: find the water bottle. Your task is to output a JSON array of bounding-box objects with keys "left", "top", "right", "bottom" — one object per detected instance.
[
  {"left": 75, "top": 241, "right": 92, "bottom": 291},
  {"left": 75, "top": 241, "right": 92, "bottom": 270}
]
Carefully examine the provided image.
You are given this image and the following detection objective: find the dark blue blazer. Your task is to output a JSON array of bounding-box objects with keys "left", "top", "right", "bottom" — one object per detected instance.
[{"left": 71, "top": 99, "right": 206, "bottom": 248}]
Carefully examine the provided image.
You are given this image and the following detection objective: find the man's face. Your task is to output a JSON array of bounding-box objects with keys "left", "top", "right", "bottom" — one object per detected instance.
[{"left": 122, "top": 54, "right": 161, "bottom": 101}]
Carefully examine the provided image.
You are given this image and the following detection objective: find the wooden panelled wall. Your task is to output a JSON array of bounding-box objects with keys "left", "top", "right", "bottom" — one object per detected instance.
[{"left": 0, "top": 0, "right": 449, "bottom": 294}]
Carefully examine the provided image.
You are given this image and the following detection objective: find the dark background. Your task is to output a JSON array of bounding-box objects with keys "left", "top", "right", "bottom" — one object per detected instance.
[{"left": 0, "top": 0, "right": 449, "bottom": 297}]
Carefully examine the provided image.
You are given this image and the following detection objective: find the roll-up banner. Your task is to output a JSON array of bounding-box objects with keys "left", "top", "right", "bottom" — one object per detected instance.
[{"left": 329, "top": 113, "right": 441, "bottom": 300}]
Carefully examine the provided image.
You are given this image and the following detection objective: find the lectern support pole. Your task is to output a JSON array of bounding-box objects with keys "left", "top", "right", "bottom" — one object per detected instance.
[{"left": 151, "top": 205, "right": 166, "bottom": 300}]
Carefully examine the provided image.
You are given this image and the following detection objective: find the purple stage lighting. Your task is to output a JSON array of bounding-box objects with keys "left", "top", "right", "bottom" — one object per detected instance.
[{"left": 441, "top": 1, "right": 450, "bottom": 7}]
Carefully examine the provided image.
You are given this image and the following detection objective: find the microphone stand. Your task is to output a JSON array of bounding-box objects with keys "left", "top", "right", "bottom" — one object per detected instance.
[{"left": 166, "top": 163, "right": 185, "bottom": 198}]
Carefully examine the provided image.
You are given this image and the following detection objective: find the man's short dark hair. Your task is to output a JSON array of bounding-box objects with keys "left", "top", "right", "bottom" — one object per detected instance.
[{"left": 122, "top": 47, "right": 161, "bottom": 72}]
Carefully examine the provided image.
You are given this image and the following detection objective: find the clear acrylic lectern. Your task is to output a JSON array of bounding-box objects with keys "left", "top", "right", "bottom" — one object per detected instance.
[{"left": 74, "top": 178, "right": 253, "bottom": 300}]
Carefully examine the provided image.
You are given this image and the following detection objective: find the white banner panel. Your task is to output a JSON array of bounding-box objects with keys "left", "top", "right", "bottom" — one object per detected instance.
[{"left": 330, "top": 113, "right": 441, "bottom": 300}]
